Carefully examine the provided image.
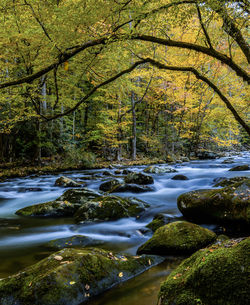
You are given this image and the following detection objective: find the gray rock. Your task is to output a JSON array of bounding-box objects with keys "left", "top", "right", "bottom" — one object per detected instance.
[
  {"left": 124, "top": 172, "right": 154, "bottom": 185},
  {"left": 55, "top": 176, "right": 82, "bottom": 187},
  {"left": 143, "top": 166, "right": 177, "bottom": 174}
]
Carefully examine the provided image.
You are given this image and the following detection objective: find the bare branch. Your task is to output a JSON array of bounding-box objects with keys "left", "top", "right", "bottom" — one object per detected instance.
[{"left": 196, "top": 4, "right": 213, "bottom": 49}]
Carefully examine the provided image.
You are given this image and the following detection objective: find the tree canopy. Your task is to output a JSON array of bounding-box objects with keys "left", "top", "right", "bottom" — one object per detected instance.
[{"left": 0, "top": 0, "right": 249, "bottom": 161}]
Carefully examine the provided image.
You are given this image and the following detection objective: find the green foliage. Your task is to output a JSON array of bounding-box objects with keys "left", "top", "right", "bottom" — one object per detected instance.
[{"left": 64, "top": 146, "right": 96, "bottom": 167}]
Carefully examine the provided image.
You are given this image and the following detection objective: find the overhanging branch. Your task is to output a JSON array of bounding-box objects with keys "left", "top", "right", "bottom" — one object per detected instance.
[{"left": 143, "top": 57, "right": 250, "bottom": 136}]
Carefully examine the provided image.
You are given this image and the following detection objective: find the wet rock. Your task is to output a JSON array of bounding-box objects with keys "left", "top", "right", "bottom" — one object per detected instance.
[
  {"left": 213, "top": 176, "right": 248, "bottom": 187},
  {"left": 0, "top": 247, "right": 162, "bottom": 305},
  {"left": 229, "top": 164, "right": 249, "bottom": 171},
  {"left": 158, "top": 237, "right": 250, "bottom": 305},
  {"left": 177, "top": 179, "right": 250, "bottom": 226},
  {"left": 122, "top": 169, "right": 133, "bottom": 175},
  {"left": 114, "top": 170, "right": 122, "bottom": 175},
  {"left": 99, "top": 180, "right": 154, "bottom": 193},
  {"left": 137, "top": 221, "right": 216, "bottom": 255},
  {"left": 146, "top": 214, "right": 182, "bottom": 232},
  {"left": 197, "top": 151, "right": 219, "bottom": 159},
  {"left": 143, "top": 166, "right": 177, "bottom": 174},
  {"left": 181, "top": 157, "right": 190, "bottom": 162},
  {"left": 99, "top": 179, "right": 121, "bottom": 192},
  {"left": 124, "top": 172, "right": 154, "bottom": 185},
  {"left": 74, "top": 196, "right": 148, "bottom": 223},
  {"left": 16, "top": 188, "right": 101, "bottom": 217},
  {"left": 17, "top": 187, "right": 43, "bottom": 192},
  {"left": 103, "top": 171, "right": 112, "bottom": 176},
  {"left": 55, "top": 176, "right": 82, "bottom": 187},
  {"left": 111, "top": 184, "right": 154, "bottom": 193},
  {"left": 222, "top": 158, "right": 235, "bottom": 164},
  {"left": 45, "top": 235, "right": 103, "bottom": 250},
  {"left": 171, "top": 174, "right": 189, "bottom": 180}
]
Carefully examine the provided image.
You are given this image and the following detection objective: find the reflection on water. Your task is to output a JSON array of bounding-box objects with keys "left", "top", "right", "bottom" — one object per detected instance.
[
  {"left": 0, "top": 152, "right": 249, "bottom": 304},
  {"left": 85, "top": 258, "right": 182, "bottom": 305}
]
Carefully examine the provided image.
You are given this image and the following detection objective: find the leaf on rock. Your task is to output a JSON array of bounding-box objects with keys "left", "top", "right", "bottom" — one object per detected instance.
[{"left": 54, "top": 255, "right": 63, "bottom": 261}]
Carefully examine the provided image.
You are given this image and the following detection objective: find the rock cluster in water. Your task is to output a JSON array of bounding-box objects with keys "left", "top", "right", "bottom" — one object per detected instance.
[
  {"left": 3, "top": 158, "right": 250, "bottom": 305},
  {"left": 16, "top": 188, "right": 148, "bottom": 222}
]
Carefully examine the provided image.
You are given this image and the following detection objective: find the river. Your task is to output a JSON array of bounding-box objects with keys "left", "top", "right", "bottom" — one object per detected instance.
[{"left": 0, "top": 152, "right": 249, "bottom": 305}]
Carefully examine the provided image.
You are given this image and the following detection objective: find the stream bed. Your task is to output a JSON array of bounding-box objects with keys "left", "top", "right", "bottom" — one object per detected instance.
[{"left": 0, "top": 152, "right": 249, "bottom": 305}]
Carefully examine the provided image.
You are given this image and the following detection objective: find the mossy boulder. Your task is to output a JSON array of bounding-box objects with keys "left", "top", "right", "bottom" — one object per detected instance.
[
  {"left": 229, "top": 164, "right": 249, "bottom": 171},
  {"left": 0, "top": 247, "right": 162, "bottom": 305},
  {"left": 45, "top": 235, "right": 103, "bottom": 250},
  {"left": 99, "top": 179, "right": 121, "bottom": 192},
  {"left": 74, "top": 196, "right": 149, "bottom": 223},
  {"left": 177, "top": 179, "right": 250, "bottom": 226},
  {"left": 124, "top": 172, "right": 154, "bottom": 184},
  {"left": 159, "top": 237, "right": 250, "bottom": 305},
  {"left": 137, "top": 221, "right": 216, "bottom": 255},
  {"left": 55, "top": 176, "right": 82, "bottom": 187},
  {"left": 143, "top": 166, "right": 177, "bottom": 174},
  {"left": 16, "top": 188, "right": 101, "bottom": 217}
]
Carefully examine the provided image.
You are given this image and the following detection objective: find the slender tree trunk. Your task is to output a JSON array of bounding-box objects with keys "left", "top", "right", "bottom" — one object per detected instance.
[{"left": 131, "top": 91, "right": 137, "bottom": 160}]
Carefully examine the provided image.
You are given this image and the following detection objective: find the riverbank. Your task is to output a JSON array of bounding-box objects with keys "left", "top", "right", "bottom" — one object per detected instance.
[{"left": 0, "top": 157, "right": 166, "bottom": 182}]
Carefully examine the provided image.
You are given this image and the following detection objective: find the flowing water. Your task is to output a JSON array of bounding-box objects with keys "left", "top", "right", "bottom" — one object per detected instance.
[{"left": 0, "top": 152, "right": 249, "bottom": 305}]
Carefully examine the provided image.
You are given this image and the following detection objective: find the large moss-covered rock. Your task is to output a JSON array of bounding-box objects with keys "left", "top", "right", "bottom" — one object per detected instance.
[
  {"left": 16, "top": 188, "right": 101, "bottom": 217},
  {"left": 74, "top": 196, "right": 148, "bottom": 223},
  {"left": 0, "top": 247, "right": 162, "bottom": 305},
  {"left": 45, "top": 235, "right": 103, "bottom": 250},
  {"left": 159, "top": 237, "right": 250, "bottom": 305},
  {"left": 124, "top": 172, "right": 154, "bottom": 185},
  {"left": 177, "top": 179, "right": 250, "bottom": 226},
  {"left": 55, "top": 176, "right": 82, "bottom": 187},
  {"left": 137, "top": 221, "right": 216, "bottom": 255},
  {"left": 143, "top": 166, "right": 177, "bottom": 174}
]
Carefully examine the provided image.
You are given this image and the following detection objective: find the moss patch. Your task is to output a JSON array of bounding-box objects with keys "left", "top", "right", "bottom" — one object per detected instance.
[
  {"left": 16, "top": 188, "right": 101, "bottom": 217},
  {"left": 137, "top": 221, "right": 216, "bottom": 255},
  {"left": 159, "top": 237, "right": 250, "bottom": 305},
  {"left": 74, "top": 196, "right": 148, "bottom": 223}
]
